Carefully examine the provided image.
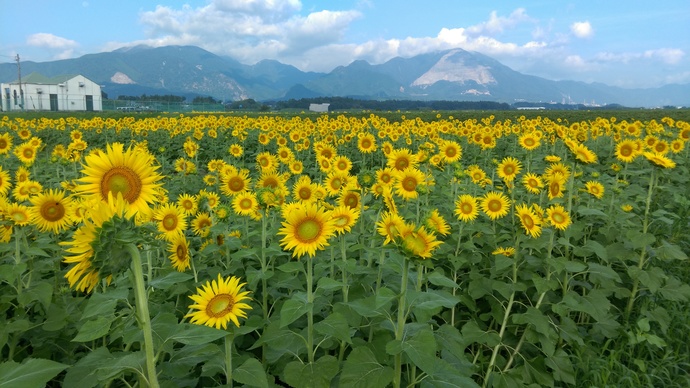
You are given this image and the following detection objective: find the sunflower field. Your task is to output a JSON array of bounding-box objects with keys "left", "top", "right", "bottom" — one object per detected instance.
[{"left": 1, "top": 112, "right": 689, "bottom": 387}]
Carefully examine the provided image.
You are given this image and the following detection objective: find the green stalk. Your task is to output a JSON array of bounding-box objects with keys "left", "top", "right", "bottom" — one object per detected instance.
[
  {"left": 224, "top": 334, "right": 234, "bottom": 387},
  {"left": 393, "top": 258, "right": 410, "bottom": 388},
  {"left": 341, "top": 235, "right": 349, "bottom": 303},
  {"left": 306, "top": 256, "right": 315, "bottom": 363},
  {"left": 624, "top": 167, "right": 655, "bottom": 321},
  {"left": 125, "top": 243, "right": 159, "bottom": 388},
  {"left": 14, "top": 227, "right": 22, "bottom": 297}
]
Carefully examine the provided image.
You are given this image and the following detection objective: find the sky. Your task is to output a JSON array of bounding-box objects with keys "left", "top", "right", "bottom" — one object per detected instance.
[{"left": 1, "top": 0, "right": 689, "bottom": 88}]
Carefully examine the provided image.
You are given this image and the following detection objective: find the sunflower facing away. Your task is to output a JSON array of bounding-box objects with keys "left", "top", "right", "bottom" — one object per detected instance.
[
  {"left": 279, "top": 202, "right": 336, "bottom": 258},
  {"left": 76, "top": 142, "right": 163, "bottom": 217},
  {"left": 186, "top": 274, "right": 252, "bottom": 329}
]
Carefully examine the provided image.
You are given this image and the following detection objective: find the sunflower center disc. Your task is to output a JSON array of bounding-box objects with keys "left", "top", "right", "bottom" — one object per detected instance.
[
  {"left": 403, "top": 177, "right": 417, "bottom": 191},
  {"left": 163, "top": 214, "right": 178, "bottom": 230},
  {"left": 176, "top": 245, "right": 187, "bottom": 261},
  {"left": 489, "top": 199, "right": 502, "bottom": 212},
  {"left": 297, "top": 219, "right": 320, "bottom": 242},
  {"left": 206, "top": 294, "right": 235, "bottom": 317},
  {"left": 522, "top": 215, "right": 534, "bottom": 228},
  {"left": 102, "top": 166, "right": 142, "bottom": 203},
  {"left": 41, "top": 202, "right": 65, "bottom": 222}
]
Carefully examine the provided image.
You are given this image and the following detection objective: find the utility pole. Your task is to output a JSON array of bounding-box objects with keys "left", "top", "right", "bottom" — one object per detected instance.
[{"left": 15, "top": 54, "right": 24, "bottom": 110}]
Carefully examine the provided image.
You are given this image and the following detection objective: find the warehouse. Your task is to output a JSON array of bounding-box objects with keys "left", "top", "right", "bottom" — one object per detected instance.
[{"left": 1, "top": 73, "right": 102, "bottom": 112}]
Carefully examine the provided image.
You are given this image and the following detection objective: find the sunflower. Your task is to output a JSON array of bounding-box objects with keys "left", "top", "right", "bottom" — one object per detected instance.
[
  {"left": 316, "top": 143, "right": 337, "bottom": 161},
  {"left": 29, "top": 188, "right": 72, "bottom": 233},
  {"left": 670, "top": 139, "right": 685, "bottom": 153},
  {"left": 256, "top": 152, "right": 278, "bottom": 172},
  {"left": 393, "top": 167, "right": 426, "bottom": 200},
  {"left": 454, "top": 194, "right": 479, "bottom": 222},
  {"left": 154, "top": 203, "right": 187, "bottom": 241},
  {"left": 186, "top": 274, "right": 252, "bottom": 329},
  {"left": 191, "top": 212, "right": 213, "bottom": 238},
  {"left": 518, "top": 133, "right": 541, "bottom": 151},
  {"left": 492, "top": 247, "right": 515, "bottom": 257},
  {"left": 12, "top": 180, "right": 42, "bottom": 202},
  {"left": 228, "top": 144, "right": 244, "bottom": 158},
  {"left": 256, "top": 170, "right": 287, "bottom": 192},
  {"left": 584, "top": 181, "right": 605, "bottom": 199},
  {"left": 6, "top": 202, "right": 31, "bottom": 226},
  {"left": 338, "top": 187, "right": 361, "bottom": 209},
  {"left": 15, "top": 166, "right": 30, "bottom": 183},
  {"left": 466, "top": 165, "right": 487, "bottom": 185},
  {"left": 376, "top": 211, "right": 405, "bottom": 245},
  {"left": 220, "top": 169, "right": 251, "bottom": 196},
  {"left": 324, "top": 171, "right": 349, "bottom": 196},
  {"left": 544, "top": 163, "right": 571, "bottom": 181},
  {"left": 387, "top": 148, "right": 418, "bottom": 171},
  {"left": 547, "top": 174, "right": 566, "bottom": 200},
  {"left": 0, "top": 167, "right": 11, "bottom": 196},
  {"left": 643, "top": 152, "right": 676, "bottom": 169},
  {"left": 14, "top": 142, "right": 38, "bottom": 165},
  {"left": 278, "top": 202, "right": 335, "bottom": 258},
  {"left": 232, "top": 191, "right": 259, "bottom": 216},
  {"left": 401, "top": 225, "right": 443, "bottom": 259},
  {"left": 425, "top": 209, "right": 450, "bottom": 236},
  {"left": 293, "top": 176, "right": 317, "bottom": 203},
  {"left": 497, "top": 157, "right": 522, "bottom": 182},
  {"left": 0, "top": 132, "right": 13, "bottom": 155},
  {"left": 330, "top": 205, "right": 360, "bottom": 235},
  {"left": 76, "top": 143, "right": 163, "bottom": 216},
  {"left": 167, "top": 234, "right": 191, "bottom": 272},
  {"left": 357, "top": 133, "right": 377, "bottom": 153},
  {"left": 515, "top": 203, "right": 542, "bottom": 238},
  {"left": 288, "top": 159, "right": 304, "bottom": 175},
  {"left": 177, "top": 193, "right": 198, "bottom": 216},
  {"left": 440, "top": 141, "right": 462, "bottom": 163},
  {"left": 333, "top": 155, "right": 353, "bottom": 174},
  {"left": 522, "top": 173, "right": 543, "bottom": 194},
  {"left": 570, "top": 143, "right": 598, "bottom": 164},
  {"left": 481, "top": 191, "right": 511, "bottom": 220},
  {"left": 375, "top": 168, "right": 394, "bottom": 186},
  {"left": 546, "top": 205, "right": 571, "bottom": 230}
]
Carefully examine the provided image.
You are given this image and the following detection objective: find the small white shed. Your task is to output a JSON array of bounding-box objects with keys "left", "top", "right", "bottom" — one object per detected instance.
[
  {"left": 1, "top": 73, "right": 102, "bottom": 112},
  {"left": 309, "top": 103, "right": 330, "bottom": 113}
]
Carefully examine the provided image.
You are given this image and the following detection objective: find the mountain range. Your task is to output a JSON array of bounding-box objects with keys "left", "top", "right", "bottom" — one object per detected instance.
[{"left": 2, "top": 45, "right": 688, "bottom": 107}]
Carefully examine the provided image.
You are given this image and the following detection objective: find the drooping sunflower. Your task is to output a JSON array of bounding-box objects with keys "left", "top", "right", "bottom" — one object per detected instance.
[
  {"left": 330, "top": 205, "right": 360, "bottom": 235},
  {"left": 376, "top": 211, "right": 405, "bottom": 245},
  {"left": 167, "top": 234, "right": 191, "bottom": 272},
  {"left": 497, "top": 156, "right": 522, "bottom": 183},
  {"left": 232, "top": 191, "right": 259, "bottom": 216},
  {"left": 481, "top": 191, "right": 511, "bottom": 220},
  {"left": 185, "top": 274, "right": 252, "bottom": 329},
  {"left": 0, "top": 166, "right": 11, "bottom": 196},
  {"left": 522, "top": 173, "right": 544, "bottom": 195},
  {"left": 425, "top": 209, "right": 450, "bottom": 236},
  {"left": 401, "top": 225, "right": 443, "bottom": 259},
  {"left": 492, "top": 246, "right": 515, "bottom": 257},
  {"left": 584, "top": 181, "right": 605, "bottom": 199},
  {"left": 454, "top": 194, "right": 479, "bottom": 223},
  {"left": 643, "top": 152, "right": 676, "bottom": 169},
  {"left": 76, "top": 142, "right": 163, "bottom": 216},
  {"left": 393, "top": 167, "right": 426, "bottom": 200},
  {"left": 220, "top": 169, "right": 251, "bottom": 197},
  {"left": 191, "top": 212, "right": 213, "bottom": 238},
  {"left": 515, "top": 203, "right": 542, "bottom": 238},
  {"left": 570, "top": 142, "right": 598, "bottom": 164},
  {"left": 546, "top": 204, "right": 571, "bottom": 230},
  {"left": 29, "top": 188, "right": 73, "bottom": 233},
  {"left": 154, "top": 203, "right": 187, "bottom": 241},
  {"left": 278, "top": 202, "right": 335, "bottom": 258}
]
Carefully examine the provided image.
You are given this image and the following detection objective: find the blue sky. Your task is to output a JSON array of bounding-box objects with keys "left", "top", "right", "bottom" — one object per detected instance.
[{"left": 1, "top": 0, "right": 689, "bottom": 88}]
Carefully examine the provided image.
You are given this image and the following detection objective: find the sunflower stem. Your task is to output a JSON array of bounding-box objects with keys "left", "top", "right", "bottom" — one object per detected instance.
[
  {"left": 260, "top": 209, "right": 268, "bottom": 366},
  {"left": 625, "top": 167, "right": 655, "bottom": 322},
  {"left": 14, "top": 227, "right": 22, "bottom": 298},
  {"left": 224, "top": 333, "right": 234, "bottom": 387},
  {"left": 126, "top": 243, "right": 159, "bottom": 388},
  {"left": 393, "top": 258, "right": 409, "bottom": 388},
  {"left": 306, "top": 256, "right": 315, "bottom": 364}
]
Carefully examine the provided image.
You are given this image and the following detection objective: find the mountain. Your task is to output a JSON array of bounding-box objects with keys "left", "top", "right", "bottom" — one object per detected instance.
[{"left": 2, "top": 45, "right": 688, "bottom": 107}]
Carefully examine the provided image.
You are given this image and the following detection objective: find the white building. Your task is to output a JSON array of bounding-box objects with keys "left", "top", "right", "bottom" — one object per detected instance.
[
  {"left": 1, "top": 73, "right": 102, "bottom": 112},
  {"left": 309, "top": 103, "right": 330, "bottom": 113}
]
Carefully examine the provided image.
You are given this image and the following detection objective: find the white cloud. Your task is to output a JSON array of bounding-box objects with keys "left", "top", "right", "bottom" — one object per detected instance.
[
  {"left": 466, "top": 8, "right": 532, "bottom": 36},
  {"left": 595, "top": 48, "right": 685, "bottom": 65},
  {"left": 570, "top": 21, "right": 593, "bottom": 39},
  {"left": 644, "top": 48, "right": 684, "bottom": 64},
  {"left": 26, "top": 33, "right": 78, "bottom": 49}
]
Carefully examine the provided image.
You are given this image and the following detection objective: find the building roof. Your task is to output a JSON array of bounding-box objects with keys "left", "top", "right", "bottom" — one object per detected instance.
[{"left": 11, "top": 72, "right": 79, "bottom": 85}]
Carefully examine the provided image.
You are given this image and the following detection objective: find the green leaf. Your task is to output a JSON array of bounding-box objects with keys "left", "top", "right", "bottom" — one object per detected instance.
[
  {"left": 402, "top": 327, "right": 437, "bottom": 373},
  {"left": 149, "top": 271, "right": 194, "bottom": 290},
  {"left": 427, "top": 271, "right": 459, "bottom": 288},
  {"left": 626, "top": 230, "right": 656, "bottom": 249},
  {"left": 559, "top": 289, "right": 612, "bottom": 323},
  {"left": 587, "top": 262, "right": 622, "bottom": 286},
  {"left": 233, "top": 358, "right": 268, "bottom": 388},
  {"left": 17, "top": 281, "right": 53, "bottom": 310},
  {"left": 314, "top": 312, "right": 352, "bottom": 344},
  {"left": 0, "top": 358, "right": 69, "bottom": 388},
  {"left": 170, "top": 323, "right": 228, "bottom": 345},
  {"left": 72, "top": 316, "right": 113, "bottom": 342},
  {"left": 277, "top": 261, "right": 304, "bottom": 273},
  {"left": 461, "top": 321, "right": 501, "bottom": 347},
  {"left": 339, "top": 347, "right": 393, "bottom": 388},
  {"left": 316, "top": 277, "right": 344, "bottom": 291},
  {"left": 81, "top": 289, "right": 127, "bottom": 320},
  {"left": 544, "top": 349, "right": 576, "bottom": 385},
  {"left": 628, "top": 266, "right": 666, "bottom": 293},
  {"left": 280, "top": 296, "right": 309, "bottom": 328},
  {"left": 283, "top": 355, "right": 339, "bottom": 388},
  {"left": 62, "top": 347, "right": 111, "bottom": 388},
  {"left": 656, "top": 240, "right": 688, "bottom": 261},
  {"left": 409, "top": 289, "right": 460, "bottom": 310}
]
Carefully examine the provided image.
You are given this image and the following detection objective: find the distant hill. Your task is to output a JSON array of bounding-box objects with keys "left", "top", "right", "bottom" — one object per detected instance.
[{"left": 2, "top": 45, "right": 688, "bottom": 107}]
